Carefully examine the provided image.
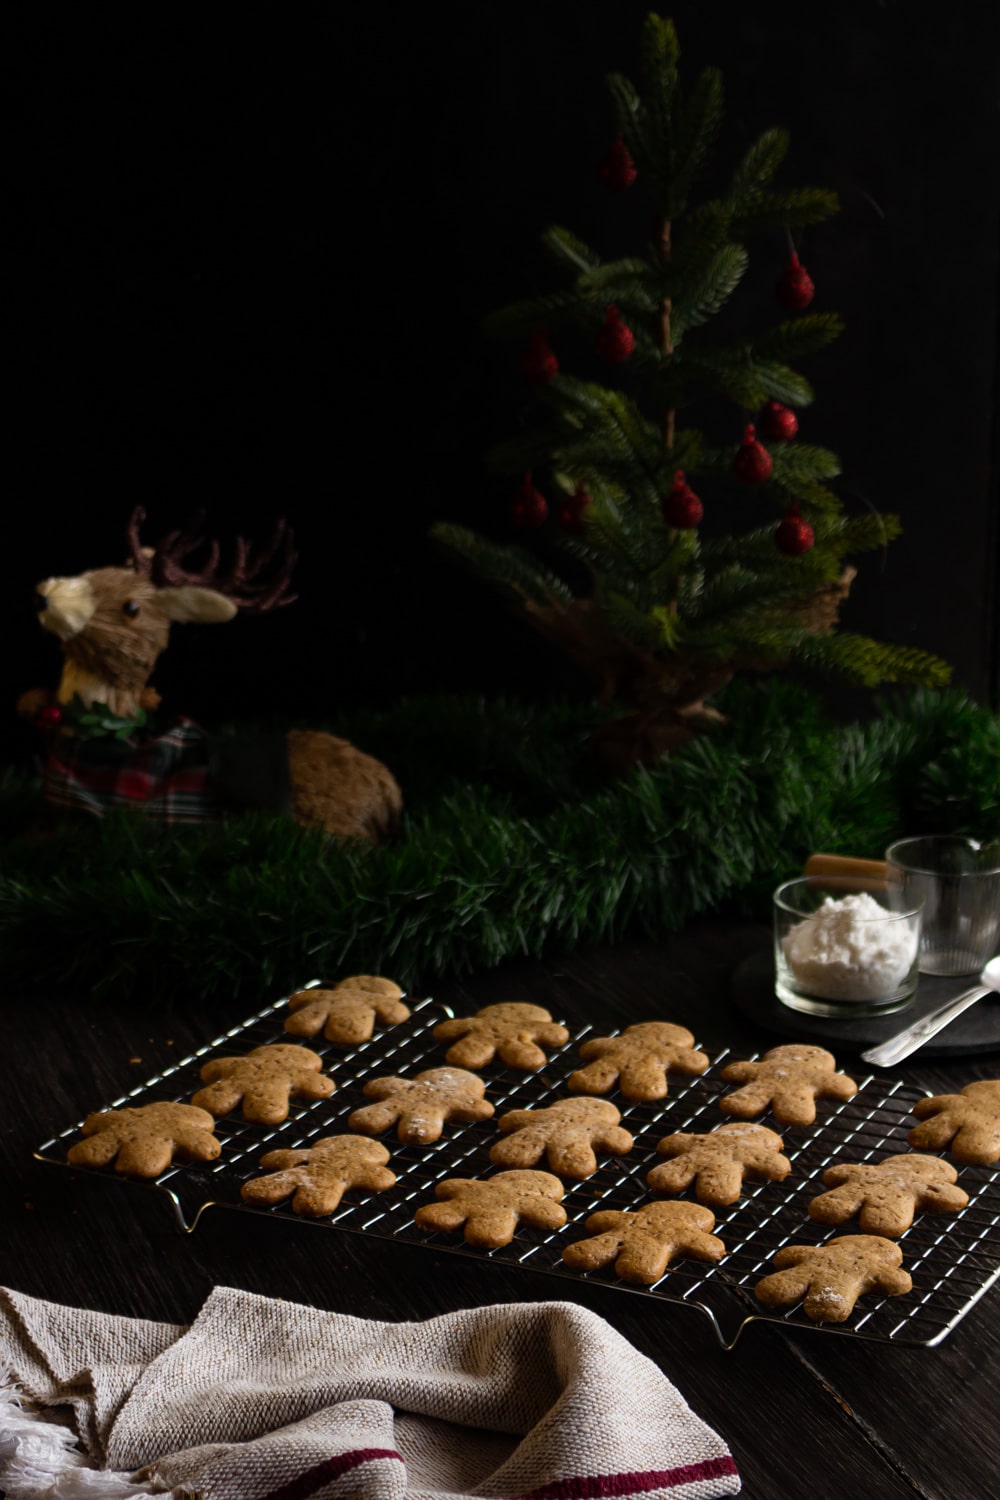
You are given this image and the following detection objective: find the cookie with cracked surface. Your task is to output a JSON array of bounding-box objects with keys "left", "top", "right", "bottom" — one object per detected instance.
[
  {"left": 908, "top": 1079, "right": 1000, "bottom": 1166},
  {"left": 755, "top": 1234, "right": 912, "bottom": 1322},
  {"left": 191, "top": 1043, "right": 335, "bottom": 1124},
  {"left": 67, "top": 1101, "right": 221, "bottom": 1179},
  {"left": 413, "top": 1169, "right": 566, "bottom": 1248},
  {"left": 567, "top": 1022, "right": 709, "bottom": 1102},
  {"left": 433, "top": 1002, "right": 569, "bottom": 1071},
  {"left": 807, "top": 1153, "right": 968, "bottom": 1237},
  {"left": 489, "top": 1097, "right": 633, "bottom": 1180},
  {"left": 284, "top": 975, "right": 410, "bottom": 1046},
  {"left": 719, "top": 1044, "right": 857, "bottom": 1126},
  {"left": 647, "top": 1122, "right": 791, "bottom": 1206},
  {"left": 562, "top": 1201, "right": 725, "bottom": 1285},
  {"left": 347, "top": 1066, "right": 494, "bottom": 1145},
  {"left": 241, "top": 1135, "right": 395, "bottom": 1216}
]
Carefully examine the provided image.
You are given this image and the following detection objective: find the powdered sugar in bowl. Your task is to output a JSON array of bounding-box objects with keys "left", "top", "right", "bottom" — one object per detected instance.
[{"left": 773, "top": 875, "right": 923, "bottom": 1018}]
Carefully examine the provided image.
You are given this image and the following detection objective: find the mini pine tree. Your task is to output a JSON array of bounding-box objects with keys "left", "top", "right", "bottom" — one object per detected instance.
[{"left": 432, "top": 13, "right": 949, "bottom": 771}]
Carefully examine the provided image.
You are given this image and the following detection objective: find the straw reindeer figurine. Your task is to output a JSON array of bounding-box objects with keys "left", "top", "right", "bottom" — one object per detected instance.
[{"left": 17, "top": 509, "right": 402, "bottom": 842}]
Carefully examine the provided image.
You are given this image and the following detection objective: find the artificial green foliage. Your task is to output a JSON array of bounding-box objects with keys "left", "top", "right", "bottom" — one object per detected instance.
[
  {"left": 0, "top": 686, "right": 996, "bottom": 1003},
  {"left": 433, "top": 13, "right": 950, "bottom": 719}
]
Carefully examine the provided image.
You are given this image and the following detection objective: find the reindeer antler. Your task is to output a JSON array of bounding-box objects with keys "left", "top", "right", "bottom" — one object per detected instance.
[{"left": 126, "top": 507, "right": 298, "bottom": 614}]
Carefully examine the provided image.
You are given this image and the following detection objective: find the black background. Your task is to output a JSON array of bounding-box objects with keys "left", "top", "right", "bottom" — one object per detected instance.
[{"left": 7, "top": 1, "right": 999, "bottom": 751}]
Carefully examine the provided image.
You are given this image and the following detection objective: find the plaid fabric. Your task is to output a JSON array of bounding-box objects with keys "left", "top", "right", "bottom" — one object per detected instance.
[{"left": 42, "top": 717, "right": 217, "bottom": 824}]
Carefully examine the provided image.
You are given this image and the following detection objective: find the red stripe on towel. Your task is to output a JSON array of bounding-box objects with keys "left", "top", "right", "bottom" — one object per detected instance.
[
  {"left": 521, "top": 1454, "right": 740, "bottom": 1498},
  {"left": 260, "top": 1447, "right": 403, "bottom": 1499}
]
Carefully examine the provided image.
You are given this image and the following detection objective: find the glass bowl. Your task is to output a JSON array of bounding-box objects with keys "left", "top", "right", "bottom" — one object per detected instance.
[{"left": 773, "top": 874, "right": 923, "bottom": 1018}]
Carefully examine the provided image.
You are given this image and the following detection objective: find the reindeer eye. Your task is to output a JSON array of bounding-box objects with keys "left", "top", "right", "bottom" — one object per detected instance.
[{"left": 122, "top": 600, "right": 141, "bottom": 619}]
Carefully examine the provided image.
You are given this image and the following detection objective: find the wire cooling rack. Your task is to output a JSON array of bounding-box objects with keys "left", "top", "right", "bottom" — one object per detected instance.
[{"left": 36, "top": 988, "right": 1000, "bottom": 1350}]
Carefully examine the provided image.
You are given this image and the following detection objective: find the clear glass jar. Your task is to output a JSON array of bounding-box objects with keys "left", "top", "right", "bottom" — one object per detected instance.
[
  {"left": 886, "top": 836, "right": 1000, "bottom": 976},
  {"left": 773, "top": 874, "right": 923, "bottom": 1018}
]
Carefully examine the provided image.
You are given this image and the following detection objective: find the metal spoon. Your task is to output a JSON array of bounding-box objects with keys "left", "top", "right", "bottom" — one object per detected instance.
[{"left": 861, "top": 955, "right": 1000, "bottom": 1067}]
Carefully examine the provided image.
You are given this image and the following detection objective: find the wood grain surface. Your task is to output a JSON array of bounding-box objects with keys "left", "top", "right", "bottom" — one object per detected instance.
[{"left": 2, "top": 920, "right": 998, "bottom": 1500}]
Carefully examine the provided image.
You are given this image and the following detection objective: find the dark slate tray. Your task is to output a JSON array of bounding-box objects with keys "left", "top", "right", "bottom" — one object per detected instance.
[{"left": 732, "top": 947, "right": 1000, "bottom": 1057}]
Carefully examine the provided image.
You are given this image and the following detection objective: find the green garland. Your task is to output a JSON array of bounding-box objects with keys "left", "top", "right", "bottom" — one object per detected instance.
[{"left": 1, "top": 683, "right": 997, "bottom": 1001}]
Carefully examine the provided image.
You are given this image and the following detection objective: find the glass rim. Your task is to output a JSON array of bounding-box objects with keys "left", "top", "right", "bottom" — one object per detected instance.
[
  {"left": 886, "top": 835, "right": 1000, "bottom": 878},
  {"left": 773, "top": 875, "right": 923, "bottom": 921}
]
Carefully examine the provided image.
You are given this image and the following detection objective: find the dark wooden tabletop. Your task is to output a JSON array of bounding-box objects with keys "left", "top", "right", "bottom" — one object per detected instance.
[{"left": 2, "top": 920, "right": 998, "bottom": 1500}]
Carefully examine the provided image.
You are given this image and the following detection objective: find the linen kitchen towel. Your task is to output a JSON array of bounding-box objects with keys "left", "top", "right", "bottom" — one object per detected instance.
[{"left": 0, "top": 1285, "right": 740, "bottom": 1499}]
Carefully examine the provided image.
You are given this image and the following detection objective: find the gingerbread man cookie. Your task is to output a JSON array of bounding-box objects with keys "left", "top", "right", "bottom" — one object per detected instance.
[
  {"left": 191, "top": 1043, "right": 335, "bottom": 1124},
  {"left": 433, "top": 1003, "right": 569, "bottom": 1071},
  {"left": 562, "top": 1201, "right": 725, "bottom": 1285},
  {"left": 284, "top": 975, "right": 410, "bottom": 1046},
  {"left": 719, "top": 1044, "right": 857, "bottom": 1126},
  {"left": 241, "top": 1136, "right": 395, "bottom": 1216},
  {"left": 489, "top": 1098, "right": 633, "bottom": 1180},
  {"left": 755, "top": 1234, "right": 912, "bottom": 1322},
  {"left": 808, "top": 1153, "right": 968, "bottom": 1237},
  {"left": 908, "top": 1079, "right": 1000, "bottom": 1166},
  {"left": 647, "top": 1123, "right": 791, "bottom": 1206},
  {"left": 567, "top": 1022, "right": 709, "bottom": 1102},
  {"left": 347, "top": 1067, "right": 494, "bottom": 1145},
  {"left": 67, "top": 1101, "right": 221, "bottom": 1179},
  {"left": 413, "top": 1169, "right": 566, "bottom": 1247}
]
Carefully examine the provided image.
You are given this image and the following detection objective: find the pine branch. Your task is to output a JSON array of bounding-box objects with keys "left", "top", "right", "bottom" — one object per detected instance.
[
  {"left": 769, "top": 478, "right": 843, "bottom": 516},
  {"left": 541, "top": 225, "right": 603, "bottom": 275},
  {"left": 666, "top": 200, "right": 735, "bottom": 290},
  {"left": 752, "top": 359, "right": 816, "bottom": 406},
  {"left": 787, "top": 632, "right": 953, "bottom": 688},
  {"left": 430, "top": 524, "right": 574, "bottom": 608},
  {"left": 751, "top": 314, "right": 844, "bottom": 363},
  {"left": 819, "top": 512, "right": 903, "bottom": 552},
  {"left": 482, "top": 291, "right": 584, "bottom": 341},
  {"left": 769, "top": 444, "right": 842, "bottom": 483},
  {"left": 726, "top": 127, "right": 789, "bottom": 212},
  {"left": 599, "top": 587, "right": 680, "bottom": 650},
  {"left": 733, "top": 187, "right": 839, "bottom": 237},
  {"left": 554, "top": 377, "right": 665, "bottom": 474},
  {"left": 671, "top": 243, "right": 749, "bottom": 340},
  {"left": 578, "top": 257, "right": 663, "bottom": 314},
  {"left": 638, "top": 13, "right": 680, "bottom": 206},
  {"left": 669, "top": 65, "right": 725, "bottom": 215}
]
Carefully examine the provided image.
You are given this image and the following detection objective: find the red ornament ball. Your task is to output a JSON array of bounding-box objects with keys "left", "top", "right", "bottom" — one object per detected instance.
[
  {"left": 758, "top": 399, "right": 799, "bottom": 443},
  {"left": 734, "top": 424, "right": 774, "bottom": 485},
  {"left": 511, "top": 473, "right": 548, "bottom": 529},
  {"left": 599, "top": 132, "right": 637, "bottom": 191},
  {"left": 776, "top": 504, "right": 815, "bottom": 555},
  {"left": 775, "top": 252, "right": 815, "bottom": 311},
  {"left": 36, "top": 704, "right": 63, "bottom": 730},
  {"left": 520, "top": 330, "right": 558, "bottom": 384},
  {"left": 595, "top": 304, "right": 635, "bottom": 363},
  {"left": 661, "top": 471, "right": 703, "bottom": 529},
  {"left": 558, "top": 481, "right": 592, "bottom": 535}
]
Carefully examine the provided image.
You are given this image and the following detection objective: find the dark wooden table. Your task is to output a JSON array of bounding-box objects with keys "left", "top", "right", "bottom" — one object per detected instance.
[{"left": 2, "top": 921, "right": 998, "bottom": 1499}]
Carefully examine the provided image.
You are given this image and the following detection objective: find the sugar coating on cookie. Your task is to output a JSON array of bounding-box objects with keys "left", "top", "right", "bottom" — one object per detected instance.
[
  {"left": 719, "top": 1044, "right": 857, "bottom": 1126},
  {"left": 413, "top": 1169, "right": 567, "bottom": 1247},
  {"left": 191, "top": 1043, "right": 335, "bottom": 1124},
  {"left": 67, "top": 1101, "right": 221, "bottom": 1180},
  {"left": 908, "top": 1079, "right": 1000, "bottom": 1166},
  {"left": 807, "top": 1153, "right": 968, "bottom": 1237},
  {"left": 754, "top": 1234, "right": 912, "bottom": 1322},
  {"left": 348, "top": 1066, "right": 494, "bottom": 1144},
  {"left": 647, "top": 1122, "right": 790, "bottom": 1205},
  {"left": 562, "top": 1201, "right": 725, "bottom": 1285},
  {"left": 567, "top": 1021, "right": 709, "bottom": 1102},
  {"left": 284, "top": 975, "right": 410, "bottom": 1046},
  {"left": 241, "top": 1135, "right": 395, "bottom": 1216},
  {"left": 433, "top": 1002, "right": 570, "bottom": 1071},
  {"left": 489, "top": 1097, "right": 633, "bottom": 1179}
]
